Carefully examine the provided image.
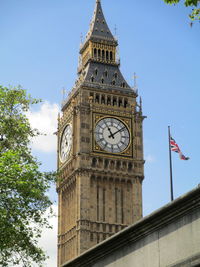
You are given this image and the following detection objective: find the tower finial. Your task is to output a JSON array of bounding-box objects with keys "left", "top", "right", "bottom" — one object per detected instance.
[
  {"left": 133, "top": 72, "right": 137, "bottom": 89},
  {"left": 114, "top": 24, "right": 117, "bottom": 37},
  {"left": 80, "top": 32, "right": 83, "bottom": 44},
  {"left": 61, "top": 87, "right": 66, "bottom": 102}
]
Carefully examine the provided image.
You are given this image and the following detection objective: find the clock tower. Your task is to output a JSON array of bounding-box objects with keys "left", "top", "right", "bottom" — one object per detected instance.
[{"left": 57, "top": 0, "right": 145, "bottom": 266}]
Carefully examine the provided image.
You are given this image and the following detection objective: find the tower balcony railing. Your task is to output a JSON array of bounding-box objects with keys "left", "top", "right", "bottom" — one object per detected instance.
[
  {"left": 78, "top": 56, "right": 120, "bottom": 74},
  {"left": 61, "top": 86, "right": 78, "bottom": 109},
  {"left": 92, "top": 56, "right": 119, "bottom": 65}
]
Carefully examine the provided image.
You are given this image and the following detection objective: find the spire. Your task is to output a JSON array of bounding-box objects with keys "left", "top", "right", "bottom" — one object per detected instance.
[
  {"left": 83, "top": 0, "right": 117, "bottom": 46},
  {"left": 75, "top": 0, "right": 134, "bottom": 94}
]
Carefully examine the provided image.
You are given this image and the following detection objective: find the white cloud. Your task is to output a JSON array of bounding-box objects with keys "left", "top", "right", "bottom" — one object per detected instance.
[
  {"left": 27, "top": 102, "right": 59, "bottom": 153},
  {"left": 145, "top": 154, "right": 156, "bottom": 163},
  {"left": 38, "top": 205, "right": 58, "bottom": 267}
]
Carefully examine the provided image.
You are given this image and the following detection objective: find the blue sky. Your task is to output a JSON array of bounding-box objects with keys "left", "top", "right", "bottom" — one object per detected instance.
[{"left": 1, "top": 0, "right": 200, "bottom": 265}]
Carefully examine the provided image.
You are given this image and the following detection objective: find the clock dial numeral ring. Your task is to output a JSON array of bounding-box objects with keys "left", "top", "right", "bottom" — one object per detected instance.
[
  {"left": 95, "top": 117, "right": 130, "bottom": 153},
  {"left": 60, "top": 124, "right": 72, "bottom": 163}
]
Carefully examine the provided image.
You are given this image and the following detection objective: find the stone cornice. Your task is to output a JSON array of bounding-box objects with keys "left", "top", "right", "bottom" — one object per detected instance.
[{"left": 62, "top": 186, "right": 200, "bottom": 267}]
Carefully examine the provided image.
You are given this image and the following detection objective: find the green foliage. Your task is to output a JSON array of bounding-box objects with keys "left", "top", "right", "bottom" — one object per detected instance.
[
  {"left": 164, "top": 0, "right": 180, "bottom": 3},
  {"left": 163, "top": 0, "right": 200, "bottom": 22},
  {"left": 189, "top": 7, "right": 200, "bottom": 20},
  {"left": 0, "top": 86, "right": 56, "bottom": 266}
]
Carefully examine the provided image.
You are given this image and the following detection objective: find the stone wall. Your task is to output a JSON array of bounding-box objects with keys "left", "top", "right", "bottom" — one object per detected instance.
[{"left": 62, "top": 186, "right": 200, "bottom": 267}]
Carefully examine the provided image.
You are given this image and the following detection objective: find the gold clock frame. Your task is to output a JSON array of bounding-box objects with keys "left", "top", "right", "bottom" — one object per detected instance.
[{"left": 92, "top": 113, "right": 133, "bottom": 158}]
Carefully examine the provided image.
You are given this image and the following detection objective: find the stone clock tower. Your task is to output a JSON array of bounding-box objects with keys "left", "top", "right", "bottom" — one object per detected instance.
[{"left": 57, "top": 0, "right": 145, "bottom": 266}]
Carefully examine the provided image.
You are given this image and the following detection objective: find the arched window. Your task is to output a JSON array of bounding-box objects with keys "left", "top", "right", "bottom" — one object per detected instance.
[
  {"left": 102, "top": 50, "right": 105, "bottom": 60},
  {"left": 124, "top": 99, "right": 128, "bottom": 108},
  {"left": 113, "top": 97, "right": 117, "bottom": 106},
  {"left": 128, "top": 163, "right": 133, "bottom": 172},
  {"left": 91, "top": 76, "right": 94, "bottom": 82},
  {"left": 104, "top": 159, "right": 109, "bottom": 168},
  {"left": 101, "top": 79, "right": 104, "bottom": 84},
  {"left": 110, "top": 51, "right": 113, "bottom": 61},
  {"left": 95, "top": 94, "right": 100, "bottom": 103},
  {"left": 107, "top": 96, "right": 111, "bottom": 105},
  {"left": 119, "top": 98, "right": 122, "bottom": 107},
  {"left": 95, "top": 68, "right": 98, "bottom": 75},
  {"left": 116, "top": 161, "right": 121, "bottom": 170},
  {"left": 104, "top": 70, "right": 108, "bottom": 77},
  {"left": 98, "top": 158, "right": 103, "bottom": 168},
  {"left": 92, "top": 158, "right": 97, "bottom": 167},
  {"left": 98, "top": 49, "right": 101, "bottom": 59},
  {"left": 112, "top": 80, "right": 116, "bottom": 85},
  {"left": 114, "top": 72, "right": 118, "bottom": 79},
  {"left": 110, "top": 161, "right": 115, "bottom": 169},
  {"left": 94, "top": 48, "right": 97, "bottom": 58},
  {"left": 101, "top": 95, "right": 105, "bottom": 104},
  {"left": 122, "top": 161, "right": 127, "bottom": 170},
  {"left": 106, "top": 51, "right": 109, "bottom": 61}
]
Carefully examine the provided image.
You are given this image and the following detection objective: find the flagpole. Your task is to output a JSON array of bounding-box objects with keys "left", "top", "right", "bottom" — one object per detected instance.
[{"left": 168, "top": 126, "right": 174, "bottom": 201}]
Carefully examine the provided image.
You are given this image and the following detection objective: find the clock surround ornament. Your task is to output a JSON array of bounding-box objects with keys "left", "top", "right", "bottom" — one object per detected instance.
[
  {"left": 60, "top": 124, "right": 72, "bottom": 163},
  {"left": 94, "top": 117, "right": 130, "bottom": 154}
]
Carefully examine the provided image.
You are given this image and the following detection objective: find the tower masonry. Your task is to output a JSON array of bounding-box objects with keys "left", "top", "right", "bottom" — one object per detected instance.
[{"left": 57, "top": 1, "right": 145, "bottom": 266}]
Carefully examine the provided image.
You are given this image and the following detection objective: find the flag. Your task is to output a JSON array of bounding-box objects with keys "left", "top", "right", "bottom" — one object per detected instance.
[
  {"left": 179, "top": 153, "right": 190, "bottom": 161},
  {"left": 170, "top": 137, "right": 189, "bottom": 160}
]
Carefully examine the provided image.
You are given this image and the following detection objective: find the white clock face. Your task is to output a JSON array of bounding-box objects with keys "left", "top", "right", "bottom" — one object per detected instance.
[
  {"left": 95, "top": 117, "right": 130, "bottom": 153},
  {"left": 60, "top": 124, "right": 72, "bottom": 163}
]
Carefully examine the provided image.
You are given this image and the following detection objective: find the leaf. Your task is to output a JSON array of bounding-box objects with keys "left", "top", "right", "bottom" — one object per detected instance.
[{"left": 0, "top": 85, "right": 57, "bottom": 266}]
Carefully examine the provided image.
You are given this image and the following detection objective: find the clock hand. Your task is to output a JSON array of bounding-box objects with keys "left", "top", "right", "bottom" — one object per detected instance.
[
  {"left": 103, "top": 119, "right": 114, "bottom": 139},
  {"left": 109, "top": 127, "right": 125, "bottom": 138},
  {"left": 107, "top": 127, "right": 114, "bottom": 139}
]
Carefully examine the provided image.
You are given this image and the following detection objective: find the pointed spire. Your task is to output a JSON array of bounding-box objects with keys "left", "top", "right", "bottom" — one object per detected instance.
[
  {"left": 77, "top": 0, "right": 133, "bottom": 93},
  {"left": 84, "top": 0, "right": 117, "bottom": 45}
]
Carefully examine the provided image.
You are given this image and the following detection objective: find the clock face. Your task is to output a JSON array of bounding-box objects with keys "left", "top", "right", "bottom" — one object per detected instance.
[
  {"left": 95, "top": 117, "right": 130, "bottom": 153},
  {"left": 60, "top": 124, "right": 72, "bottom": 163}
]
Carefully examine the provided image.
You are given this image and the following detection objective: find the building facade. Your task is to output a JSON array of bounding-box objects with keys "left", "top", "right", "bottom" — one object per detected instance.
[
  {"left": 62, "top": 187, "right": 200, "bottom": 267},
  {"left": 57, "top": 0, "right": 145, "bottom": 266}
]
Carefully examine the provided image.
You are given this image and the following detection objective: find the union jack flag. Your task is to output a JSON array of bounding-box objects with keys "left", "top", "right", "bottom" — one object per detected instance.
[{"left": 170, "top": 137, "right": 189, "bottom": 160}]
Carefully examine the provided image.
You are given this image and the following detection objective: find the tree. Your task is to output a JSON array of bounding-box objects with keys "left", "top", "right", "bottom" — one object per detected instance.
[
  {"left": 164, "top": 0, "right": 200, "bottom": 23},
  {"left": 0, "top": 86, "right": 56, "bottom": 267}
]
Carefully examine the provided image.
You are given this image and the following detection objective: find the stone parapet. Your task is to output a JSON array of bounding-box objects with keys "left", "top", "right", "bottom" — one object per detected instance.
[{"left": 62, "top": 186, "right": 200, "bottom": 267}]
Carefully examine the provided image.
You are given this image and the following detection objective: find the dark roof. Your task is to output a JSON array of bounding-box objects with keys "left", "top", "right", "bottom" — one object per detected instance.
[
  {"left": 81, "top": 61, "right": 133, "bottom": 92},
  {"left": 84, "top": 0, "right": 117, "bottom": 44}
]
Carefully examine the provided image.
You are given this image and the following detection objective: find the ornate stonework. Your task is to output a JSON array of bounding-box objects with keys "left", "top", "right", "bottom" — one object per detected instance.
[{"left": 57, "top": 1, "right": 145, "bottom": 266}]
